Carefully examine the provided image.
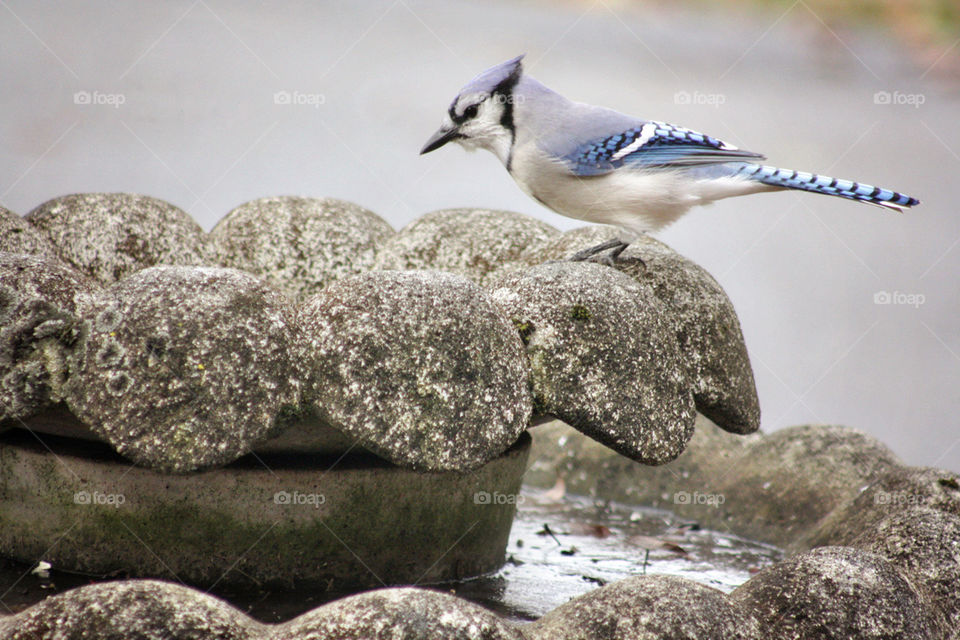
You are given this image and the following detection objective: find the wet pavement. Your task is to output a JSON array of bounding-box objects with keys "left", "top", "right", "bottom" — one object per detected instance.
[{"left": 449, "top": 493, "right": 782, "bottom": 623}]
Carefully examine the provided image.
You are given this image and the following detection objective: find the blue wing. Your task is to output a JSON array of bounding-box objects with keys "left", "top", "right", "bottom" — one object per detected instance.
[{"left": 564, "top": 121, "right": 766, "bottom": 177}]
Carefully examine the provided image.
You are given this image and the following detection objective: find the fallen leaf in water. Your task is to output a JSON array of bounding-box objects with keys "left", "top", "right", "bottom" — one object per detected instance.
[
  {"left": 30, "top": 561, "right": 51, "bottom": 579},
  {"left": 540, "top": 477, "right": 566, "bottom": 502},
  {"left": 628, "top": 535, "right": 689, "bottom": 556},
  {"left": 570, "top": 523, "right": 612, "bottom": 538}
]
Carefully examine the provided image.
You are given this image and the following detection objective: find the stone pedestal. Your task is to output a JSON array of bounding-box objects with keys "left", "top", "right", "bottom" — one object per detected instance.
[{"left": 0, "top": 427, "right": 530, "bottom": 589}]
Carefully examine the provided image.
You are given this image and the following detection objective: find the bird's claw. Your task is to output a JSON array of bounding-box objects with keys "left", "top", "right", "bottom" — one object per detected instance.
[
  {"left": 566, "top": 239, "right": 646, "bottom": 271},
  {"left": 568, "top": 238, "right": 628, "bottom": 263}
]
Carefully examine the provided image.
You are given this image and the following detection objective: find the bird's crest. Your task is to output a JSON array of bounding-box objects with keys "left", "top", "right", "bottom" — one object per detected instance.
[{"left": 458, "top": 55, "right": 525, "bottom": 97}]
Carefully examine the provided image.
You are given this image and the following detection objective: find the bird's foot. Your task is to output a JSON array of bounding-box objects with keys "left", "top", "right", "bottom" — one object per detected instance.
[
  {"left": 568, "top": 239, "right": 645, "bottom": 270},
  {"left": 569, "top": 239, "right": 628, "bottom": 263}
]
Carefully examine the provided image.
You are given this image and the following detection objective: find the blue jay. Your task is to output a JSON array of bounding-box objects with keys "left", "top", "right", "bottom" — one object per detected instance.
[{"left": 420, "top": 55, "right": 919, "bottom": 261}]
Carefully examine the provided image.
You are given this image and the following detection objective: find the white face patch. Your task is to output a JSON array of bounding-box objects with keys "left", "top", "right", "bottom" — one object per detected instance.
[
  {"left": 452, "top": 97, "right": 513, "bottom": 163},
  {"left": 454, "top": 92, "right": 487, "bottom": 119}
]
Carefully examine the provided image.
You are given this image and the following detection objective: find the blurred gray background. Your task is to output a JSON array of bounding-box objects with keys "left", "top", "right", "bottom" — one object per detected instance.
[{"left": 2, "top": 1, "right": 957, "bottom": 471}]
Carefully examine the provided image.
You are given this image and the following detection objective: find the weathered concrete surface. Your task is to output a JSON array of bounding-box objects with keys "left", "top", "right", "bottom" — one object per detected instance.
[
  {"left": 25, "top": 193, "right": 208, "bottom": 285},
  {"left": 14, "top": 402, "right": 362, "bottom": 458},
  {"left": 731, "top": 546, "right": 943, "bottom": 639},
  {"left": 0, "top": 253, "right": 96, "bottom": 426},
  {"left": 706, "top": 424, "right": 902, "bottom": 546},
  {"left": 373, "top": 208, "right": 557, "bottom": 285},
  {"left": 619, "top": 235, "right": 759, "bottom": 434},
  {"left": 63, "top": 265, "right": 303, "bottom": 472},
  {"left": 1, "top": 200, "right": 953, "bottom": 638},
  {"left": 0, "top": 428, "right": 530, "bottom": 589},
  {"left": 209, "top": 196, "right": 395, "bottom": 301},
  {"left": 0, "top": 207, "right": 60, "bottom": 261},
  {"left": 527, "top": 574, "right": 759, "bottom": 640},
  {"left": 849, "top": 506, "right": 960, "bottom": 633},
  {"left": 510, "top": 225, "right": 760, "bottom": 434},
  {"left": 300, "top": 270, "right": 531, "bottom": 471},
  {"left": 0, "top": 579, "right": 264, "bottom": 640},
  {"left": 274, "top": 588, "right": 524, "bottom": 639},
  {"left": 799, "top": 466, "right": 960, "bottom": 551},
  {"left": 0, "top": 582, "right": 526, "bottom": 639},
  {"left": 2, "top": 416, "right": 957, "bottom": 638},
  {"left": 524, "top": 415, "right": 759, "bottom": 510},
  {"left": 525, "top": 420, "right": 902, "bottom": 547},
  {"left": 490, "top": 261, "right": 695, "bottom": 465}
]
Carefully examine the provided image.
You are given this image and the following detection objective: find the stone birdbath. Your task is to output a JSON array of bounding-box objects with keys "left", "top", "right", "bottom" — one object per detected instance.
[{"left": 1, "top": 194, "right": 957, "bottom": 639}]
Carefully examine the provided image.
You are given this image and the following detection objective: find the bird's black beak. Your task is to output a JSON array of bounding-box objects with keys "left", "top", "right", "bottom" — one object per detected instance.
[{"left": 420, "top": 125, "right": 460, "bottom": 155}]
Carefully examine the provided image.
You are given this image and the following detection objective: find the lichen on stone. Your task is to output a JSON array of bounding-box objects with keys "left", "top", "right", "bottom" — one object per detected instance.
[
  {"left": 490, "top": 261, "right": 696, "bottom": 465},
  {"left": 63, "top": 265, "right": 303, "bottom": 472},
  {"left": 373, "top": 208, "right": 558, "bottom": 285},
  {"left": 209, "top": 196, "right": 395, "bottom": 302},
  {"left": 0, "top": 252, "right": 96, "bottom": 426},
  {"left": 299, "top": 269, "right": 532, "bottom": 472},
  {"left": 25, "top": 193, "right": 208, "bottom": 285},
  {"left": 509, "top": 225, "right": 761, "bottom": 435}
]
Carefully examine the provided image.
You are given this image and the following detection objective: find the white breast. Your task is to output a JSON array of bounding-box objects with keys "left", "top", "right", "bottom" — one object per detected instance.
[
  {"left": 507, "top": 144, "right": 775, "bottom": 234},
  {"left": 508, "top": 145, "right": 694, "bottom": 234}
]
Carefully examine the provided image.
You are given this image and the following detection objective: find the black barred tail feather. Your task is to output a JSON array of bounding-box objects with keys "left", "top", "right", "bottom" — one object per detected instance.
[{"left": 737, "top": 164, "right": 919, "bottom": 212}]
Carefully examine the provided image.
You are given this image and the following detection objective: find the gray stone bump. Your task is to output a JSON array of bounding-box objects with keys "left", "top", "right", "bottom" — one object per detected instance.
[
  {"left": 708, "top": 424, "right": 902, "bottom": 546},
  {"left": 731, "top": 546, "right": 944, "bottom": 639},
  {"left": 619, "top": 234, "right": 760, "bottom": 434},
  {"left": 489, "top": 261, "right": 696, "bottom": 465},
  {"left": 0, "top": 583, "right": 525, "bottom": 640},
  {"left": 272, "top": 588, "right": 524, "bottom": 639},
  {"left": 849, "top": 506, "right": 960, "bottom": 632},
  {"left": 0, "top": 579, "right": 263, "bottom": 640},
  {"left": 25, "top": 193, "right": 208, "bottom": 285},
  {"left": 63, "top": 265, "right": 303, "bottom": 472},
  {"left": 525, "top": 421, "right": 909, "bottom": 548},
  {"left": 209, "top": 196, "right": 395, "bottom": 302},
  {"left": 0, "top": 252, "right": 97, "bottom": 426},
  {"left": 528, "top": 574, "right": 760, "bottom": 640},
  {"left": 0, "top": 206, "right": 61, "bottom": 262},
  {"left": 373, "top": 208, "right": 558, "bottom": 285},
  {"left": 516, "top": 225, "right": 760, "bottom": 434},
  {"left": 300, "top": 269, "right": 532, "bottom": 471},
  {"left": 800, "top": 465, "right": 960, "bottom": 550}
]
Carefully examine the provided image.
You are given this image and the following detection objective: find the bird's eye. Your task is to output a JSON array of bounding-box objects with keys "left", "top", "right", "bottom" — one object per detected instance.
[{"left": 463, "top": 104, "right": 479, "bottom": 119}]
